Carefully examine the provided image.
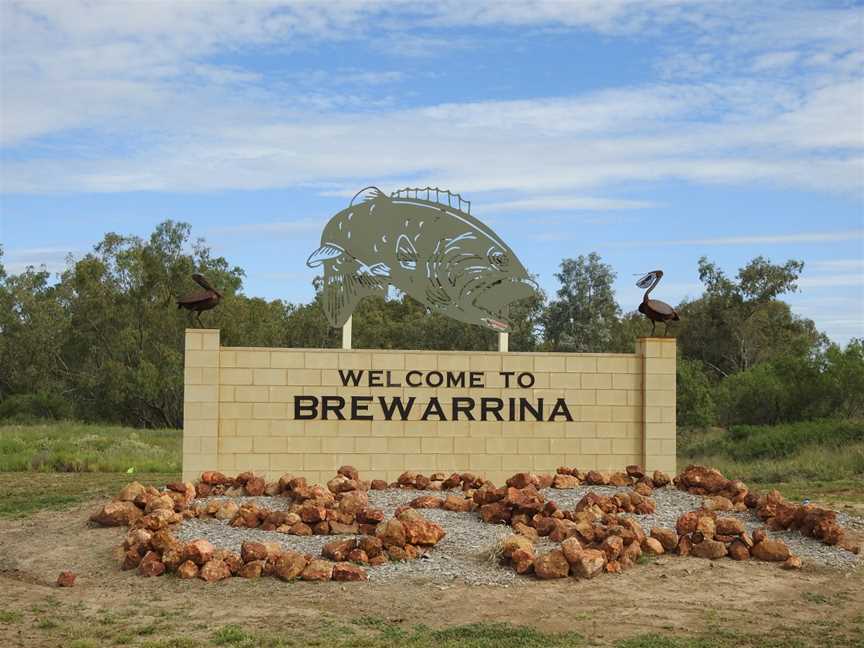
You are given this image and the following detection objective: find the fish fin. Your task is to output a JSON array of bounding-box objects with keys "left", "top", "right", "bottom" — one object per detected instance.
[
  {"left": 361, "top": 262, "right": 391, "bottom": 278},
  {"left": 396, "top": 234, "right": 418, "bottom": 271},
  {"left": 307, "top": 244, "right": 345, "bottom": 267},
  {"left": 390, "top": 187, "right": 471, "bottom": 214},
  {"left": 350, "top": 186, "right": 386, "bottom": 206},
  {"left": 321, "top": 263, "right": 385, "bottom": 327}
]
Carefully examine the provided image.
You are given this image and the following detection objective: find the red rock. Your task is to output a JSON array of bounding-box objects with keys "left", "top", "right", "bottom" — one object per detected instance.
[
  {"left": 715, "top": 517, "right": 745, "bottom": 536},
  {"left": 752, "top": 539, "right": 790, "bottom": 562},
  {"left": 600, "top": 535, "right": 624, "bottom": 561},
  {"left": 387, "top": 546, "right": 409, "bottom": 561},
  {"left": 506, "top": 472, "right": 539, "bottom": 489},
  {"left": 199, "top": 559, "right": 232, "bottom": 582},
  {"left": 56, "top": 571, "right": 76, "bottom": 587},
  {"left": 570, "top": 549, "right": 606, "bottom": 579},
  {"left": 513, "top": 522, "right": 539, "bottom": 542},
  {"left": 338, "top": 465, "right": 360, "bottom": 480},
  {"left": 327, "top": 476, "right": 358, "bottom": 494},
  {"left": 642, "top": 537, "right": 664, "bottom": 555},
  {"left": 728, "top": 540, "right": 751, "bottom": 560},
  {"left": 123, "top": 528, "right": 153, "bottom": 550},
  {"left": 442, "top": 473, "right": 462, "bottom": 489},
  {"left": 138, "top": 551, "right": 165, "bottom": 577},
  {"left": 634, "top": 482, "right": 654, "bottom": 497},
  {"left": 358, "top": 536, "right": 383, "bottom": 558},
  {"left": 651, "top": 527, "right": 678, "bottom": 551},
  {"left": 696, "top": 516, "right": 716, "bottom": 539},
  {"left": 214, "top": 500, "right": 239, "bottom": 521},
  {"left": 560, "top": 537, "right": 583, "bottom": 565},
  {"left": 370, "top": 479, "right": 388, "bottom": 490},
  {"left": 585, "top": 470, "right": 608, "bottom": 485},
  {"left": 90, "top": 501, "right": 142, "bottom": 526},
  {"left": 201, "top": 471, "right": 228, "bottom": 485},
  {"left": 677, "top": 535, "right": 692, "bottom": 556},
  {"left": 609, "top": 472, "right": 632, "bottom": 487},
  {"left": 347, "top": 549, "right": 369, "bottom": 564},
  {"left": 150, "top": 529, "right": 180, "bottom": 553},
  {"left": 329, "top": 521, "right": 360, "bottom": 535},
  {"left": 244, "top": 477, "right": 266, "bottom": 496},
  {"left": 357, "top": 508, "right": 385, "bottom": 524},
  {"left": 300, "top": 504, "right": 327, "bottom": 524},
  {"left": 323, "top": 538, "right": 357, "bottom": 562},
  {"left": 480, "top": 502, "right": 511, "bottom": 524},
  {"left": 652, "top": 470, "right": 671, "bottom": 488},
  {"left": 626, "top": 464, "right": 645, "bottom": 479},
  {"left": 676, "top": 511, "right": 699, "bottom": 536},
  {"left": 117, "top": 481, "right": 146, "bottom": 502},
  {"left": 676, "top": 465, "right": 728, "bottom": 493},
  {"left": 533, "top": 549, "right": 570, "bottom": 579},
  {"left": 397, "top": 471, "right": 419, "bottom": 486},
  {"left": 782, "top": 556, "right": 802, "bottom": 570},
  {"left": 272, "top": 551, "right": 308, "bottom": 581},
  {"left": 375, "top": 519, "right": 406, "bottom": 548},
  {"left": 753, "top": 528, "right": 768, "bottom": 544},
  {"left": 501, "top": 535, "right": 534, "bottom": 560},
  {"left": 705, "top": 496, "right": 734, "bottom": 512},
  {"left": 690, "top": 538, "right": 727, "bottom": 559},
  {"left": 301, "top": 559, "right": 333, "bottom": 581},
  {"left": 442, "top": 495, "right": 473, "bottom": 512},
  {"left": 239, "top": 560, "right": 264, "bottom": 578},
  {"left": 409, "top": 496, "right": 443, "bottom": 509},
  {"left": 240, "top": 541, "right": 268, "bottom": 563},
  {"left": 510, "top": 548, "right": 534, "bottom": 574},
  {"left": 121, "top": 548, "right": 142, "bottom": 570},
  {"left": 184, "top": 539, "right": 214, "bottom": 565},
  {"left": 402, "top": 517, "right": 446, "bottom": 546},
  {"left": 552, "top": 474, "right": 580, "bottom": 489},
  {"left": 332, "top": 562, "right": 367, "bottom": 581},
  {"left": 289, "top": 522, "right": 313, "bottom": 536},
  {"left": 176, "top": 560, "right": 199, "bottom": 579}
]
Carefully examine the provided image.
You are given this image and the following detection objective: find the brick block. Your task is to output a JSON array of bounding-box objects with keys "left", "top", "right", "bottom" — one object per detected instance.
[
  {"left": 235, "top": 350, "right": 270, "bottom": 368},
  {"left": 533, "top": 356, "right": 566, "bottom": 372},
  {"left": 565, "top": 356, "right": 596, "bottom": 372},
  {"left": 254, "top": 368, "right": 289, "bottom": 386},
  {"left": 304, "top": 352, "right": 339, "bottom": 369},
  {"left": 269, "top": 351, "right": 305, "bottom": 368},
  {"left": 220, "top": 368, "right": 253, "bottom": 385}
]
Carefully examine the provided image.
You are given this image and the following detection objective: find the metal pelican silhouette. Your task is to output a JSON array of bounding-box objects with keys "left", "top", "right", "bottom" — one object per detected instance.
[
  {"left": 636, "top": 270, "right": 679, "bottom": 336},
  {"left": 176, "top": 273, "right": 222, "bottom": 327}
]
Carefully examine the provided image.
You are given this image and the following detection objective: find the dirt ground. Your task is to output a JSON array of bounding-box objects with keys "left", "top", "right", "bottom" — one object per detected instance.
[{"left": 1, "top": 499, "right": 863, "bottom": 647}]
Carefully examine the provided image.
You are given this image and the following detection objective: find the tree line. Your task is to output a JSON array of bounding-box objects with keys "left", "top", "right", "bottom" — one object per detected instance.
[{"left": 0, "top": 221, "right": 861, "bottom": 429}]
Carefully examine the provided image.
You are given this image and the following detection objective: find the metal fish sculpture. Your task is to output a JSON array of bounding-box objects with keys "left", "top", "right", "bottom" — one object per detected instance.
[{"left": 307, "top": 186, "right": 538, "bottom": 332}]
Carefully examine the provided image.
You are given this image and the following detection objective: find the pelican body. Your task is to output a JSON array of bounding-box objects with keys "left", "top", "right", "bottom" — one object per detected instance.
[
  {"left": 636, "top": 270, "right": 679, "bottom": 335},
  {"left": 176, "top": 273, "right": 222, "bottom": 327}
]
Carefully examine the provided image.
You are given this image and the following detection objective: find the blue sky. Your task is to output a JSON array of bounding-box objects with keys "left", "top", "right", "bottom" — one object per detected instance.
[{"left": 1, "top": 1, "right": 862, "bottom": 343}]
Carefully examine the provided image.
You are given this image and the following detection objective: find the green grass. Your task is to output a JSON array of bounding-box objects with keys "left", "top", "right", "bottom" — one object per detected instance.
[
  {"left": 0, "top": 471, "right": 179, "bottom": 518},
  {"left": 678, "top": 420, "right": 864, "bottom": 485},
  {"left": 0, "top": 421, "right": 181, "bottom": 473}
]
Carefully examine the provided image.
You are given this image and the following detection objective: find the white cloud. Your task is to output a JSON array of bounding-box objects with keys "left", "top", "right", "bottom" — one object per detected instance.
[
  {"left": 619, "top": 229, "right": 864, "bottom": 248},
  {"left": 808, "top": 259, "right": 864, "bottom": 272},
  {"left": 2, "top": 246, "right": 77, "bottom": 273},
  {"left": 207, "top": 219, "right": 326, "bottom": 236},
  {"left": 480, "top": 195, "right": 659, "bottom": 213},
  {"left": 0, "top": 0, "right": 862, "bottom": 201},
  {"left": 798, "top": 273, "right": 864, "bottom": 289}
]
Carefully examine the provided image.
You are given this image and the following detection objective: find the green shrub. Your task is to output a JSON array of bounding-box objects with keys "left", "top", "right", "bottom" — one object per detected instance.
[
  {"left": 0, "top": 392, "right": 73, "bottom": 422},
  {"left": 676, "top": 358, "right": 715, "bottom": 427}
]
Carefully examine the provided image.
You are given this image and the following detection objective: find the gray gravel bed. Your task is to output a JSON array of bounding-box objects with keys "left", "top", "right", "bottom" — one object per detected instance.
[{"left": 174, "top": 486, "right": 860, "bottom": 584}]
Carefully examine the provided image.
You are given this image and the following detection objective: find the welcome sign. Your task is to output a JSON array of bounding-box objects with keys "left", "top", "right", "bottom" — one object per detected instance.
[
  {"left": 182, "top": 330, "right": 677, "bottom": 485},
  {"left": 294, "top": 369, "right": 574, "bottom": 422}
]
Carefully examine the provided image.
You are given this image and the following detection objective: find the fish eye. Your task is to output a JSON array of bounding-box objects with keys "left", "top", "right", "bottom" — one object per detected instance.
[{"left": 489, "top": 251, "right": 508, "bottom": 266}]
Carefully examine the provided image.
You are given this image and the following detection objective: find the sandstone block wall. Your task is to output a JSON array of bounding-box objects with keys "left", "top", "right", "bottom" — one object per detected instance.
[{"left": 183, "top": 330, "right": 676, "bottom": 483}]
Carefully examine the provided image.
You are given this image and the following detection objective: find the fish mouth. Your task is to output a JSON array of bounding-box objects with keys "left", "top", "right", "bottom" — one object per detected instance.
[
  {"left": 473, "top": 276, "right": 538, "bottom": 331},
  {"left": 482, "top": 317, "right": 510, "bottom": 332}
]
